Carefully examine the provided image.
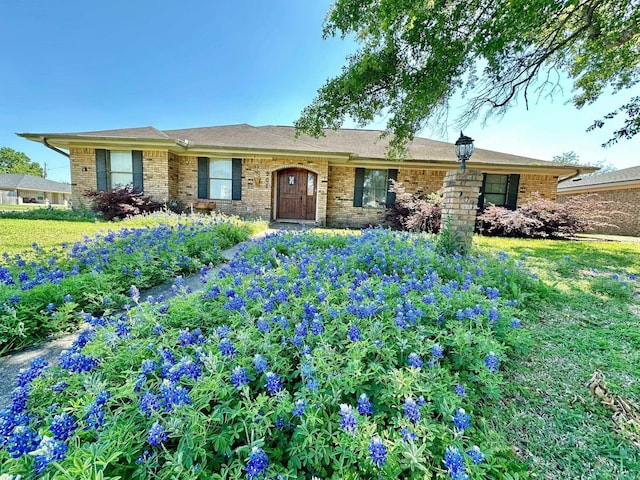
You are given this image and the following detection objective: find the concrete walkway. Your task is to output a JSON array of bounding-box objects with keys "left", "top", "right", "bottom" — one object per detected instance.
[{"left": 0, "top": 228, "right": 280, "bottom": 408}]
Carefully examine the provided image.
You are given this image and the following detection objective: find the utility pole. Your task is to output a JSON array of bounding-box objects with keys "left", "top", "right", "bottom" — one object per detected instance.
[{"left": 43, "top": 162, "right": 47, "bottom": 178}]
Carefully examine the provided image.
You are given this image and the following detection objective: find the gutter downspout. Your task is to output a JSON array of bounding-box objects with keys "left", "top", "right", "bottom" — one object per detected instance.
[
  {"left": 43, "top": 138, "right": 70, "bottom": 158},
  {"left": 558, "top": 169, "right": 582, "bottom": 184}
]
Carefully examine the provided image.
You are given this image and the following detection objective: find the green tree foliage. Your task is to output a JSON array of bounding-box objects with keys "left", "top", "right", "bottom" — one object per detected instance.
[
  {"left": 0, "top": 147, "right": 44, "bottom": 176},
  {"left": 296, "top": 0, "right": 640, "bottom": 153},
  {"left": 552, "top": 151, "right": 616, "bottom": 176}
]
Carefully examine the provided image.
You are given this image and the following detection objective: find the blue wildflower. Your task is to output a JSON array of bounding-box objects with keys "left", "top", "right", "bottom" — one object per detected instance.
[
  {"left": 62, "top": 294, "right": 73, "bottom": 303},
  {"left": 488, "top": 307, "right": 499, "bottom": 323},
  {"left": 129, "top": 285, "right": 140, "bottom": 302},
  {"left": 443, "top": 446, "right": 468, "bottom": 479},
  {"left": 292, "top": 399, "right": 307, "bottom": 417},
  {"left": 455, "top": 384, "right": 466, "bottom": 397},
  {"left": 431, "top": 344, "right": 444, "bottom": 359},
  {"left": 139, "top": 391, "right": 160, "bottom": 417},
  {"left": 231, "top": 366, "right": 250, "bottom": 389},
  {"left": 256, "top": 317, "right": 270, "bottom": 333},
  {"left": 6, "top": 425, "right": 40, "bottom": 458},
  {"left": 338, "top": 404, "right": 357, "bottom": 434},
  {"left": 369, "top": 437, "right": 387, "bottom": 468},
  {"left": 32, "top": 437, "right": 67, "bottom": 474},
  {"left": 219, "top": 338, "right": 236, "bottom": 357},
  {"left": 485, "top": 352, "right": 500, "bottom": 372},
  {"left": 147, "top": 422, "right": 168, "bottom": 447},
  {"left": 245, "top": 446, "right": 269, "bottom": 480},
  {"left": 141, "top": 359, "right": 156, "bottom": 375},
  {"left": 357, "top": 393, "right": 373, "bottom": 416},
  {"left": 404, "top": 397, "right": 420, "bottom": 424},
  {"left": 510, "top": 318, "right": 522, "bottom": 328},
  {"left": 50, "top": 412, "right": 77, "bottom": 441},
  {"left": 265, "top": 372, "right": 283, "bottom": 395},
  {"left": 401, "top": 426, "right": 417, "bottom": 442},
  {"left": 10, "top": 386, "right": 29, "bottom": 414},
  {"left": 452, "top": 408, "right": 471, "bottom": 430},
  {"left": 347, "top": 324, "right": 361, "bottom": 342},
  {"left": 253, "top": 354, "right": 269, "bottom": 374},
  {"left": 467, "top": 445, "right": 485, "bottom": 464},
  {"left": 407, "top": 353, "right": 423, "bottom": 369}
]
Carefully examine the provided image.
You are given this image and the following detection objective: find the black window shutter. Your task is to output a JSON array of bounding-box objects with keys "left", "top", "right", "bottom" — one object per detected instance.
[
  {"left": 478, "top": 173, "right": 488, "bottom": 209},
  {"left": 231, "top": 158, "right": 242, "bottom": 200},
  {"left": 506, "top": 174, "right": 520, "bottom": 210},
  {"left": 353, "top": 168, "right": 365, "bottom": 207},
  {"left": 197, "top": 157, "right": 209, "bottom": 199},
  {"left": 132, "top": 150, "right": 143, "bottom": 192},
  {"left": 95, "top": 149, "right": 108, "bottom": 191},
  {"left": 386, "top": 169, "right": 398, "bottom": 207}
]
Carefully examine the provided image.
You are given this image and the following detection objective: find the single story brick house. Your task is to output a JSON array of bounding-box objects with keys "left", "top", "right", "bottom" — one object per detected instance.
[
  {"left": 557, "top": 165, "right": 640, "bottom": 237},
  {"left": 19, "top": 124, "right": 594, "bottom": 227},
  {"left": 0, "top": 173, "right": 71, "bottom": 206}
]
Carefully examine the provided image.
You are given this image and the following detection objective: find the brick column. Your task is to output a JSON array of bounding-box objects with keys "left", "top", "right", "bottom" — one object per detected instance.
[{"left": 441, "top": 169, "right": 483, "bottom": 253}]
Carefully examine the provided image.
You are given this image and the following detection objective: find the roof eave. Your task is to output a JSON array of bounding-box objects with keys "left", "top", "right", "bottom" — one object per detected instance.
[{"left": 18, "top": 133, "right": 178, "bottom": 150}]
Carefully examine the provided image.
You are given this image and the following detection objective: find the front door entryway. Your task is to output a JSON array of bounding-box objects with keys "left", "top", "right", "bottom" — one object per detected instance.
[{"left": 277, "top": 168, "right": 317, "bottom": 220}]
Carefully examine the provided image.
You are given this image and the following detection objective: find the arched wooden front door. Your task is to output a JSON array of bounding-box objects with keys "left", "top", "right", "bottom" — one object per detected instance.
[{"left": 277, "top": 168, "right": 317, "bottom": 220}]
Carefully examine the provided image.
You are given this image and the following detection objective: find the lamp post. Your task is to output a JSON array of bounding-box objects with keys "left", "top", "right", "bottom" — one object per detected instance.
[{"left": 455, "top": 132, "right": 474, "bottom": 171}]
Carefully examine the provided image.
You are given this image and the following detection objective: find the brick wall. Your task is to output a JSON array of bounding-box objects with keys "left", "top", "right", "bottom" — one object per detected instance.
[
  {"left": 175, "top": 155, "right": 329, "bottom": 224},
  {"left": 168, "top": 152, "right": 179, "bottom": 200},
  {"left": 559, "top": 187, "right": 640, "bottom": 236},
  {"left": 142, "top": 150, "right": 169, "bottom": 201},
  {"left": 68, "top": 147, "right": 96, "bottom": 207},
  {"left": 518, "top": 174, "right": 559, "bottom": 203},
  {"left": 441, "top": 169, "right": 483, "bottom": 249},
  {"left": 326, "top": 166, "right": 449, "bottom": 228}
]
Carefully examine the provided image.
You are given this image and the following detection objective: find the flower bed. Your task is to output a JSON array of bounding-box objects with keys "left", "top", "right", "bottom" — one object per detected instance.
[
  {"left": 0, "top": 229, "right": 540, "bottom": 478},
  {"left": 0, "top": 212, "right": 263, "bottom": 354}
]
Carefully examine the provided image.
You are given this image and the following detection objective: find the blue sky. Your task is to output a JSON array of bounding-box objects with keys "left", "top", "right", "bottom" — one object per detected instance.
[{"left": 1, "top": 0, "right": 638, "bottom": 183}]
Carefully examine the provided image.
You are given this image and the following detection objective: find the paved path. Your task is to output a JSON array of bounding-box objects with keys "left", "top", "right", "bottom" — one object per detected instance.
[{"left": 0, "top": 228, "right": 280, "bottom": 408}]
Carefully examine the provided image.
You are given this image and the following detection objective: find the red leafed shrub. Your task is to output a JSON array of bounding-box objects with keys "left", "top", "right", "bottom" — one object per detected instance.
[
  {"left": 84, "top": 185, "right": 163, "bottom": 221},
  {"left": 476, "top": 193, "right": 624, "bottom": 238},
  {"left": 385, "top": 180, "right": 443, "bottom": 233}
]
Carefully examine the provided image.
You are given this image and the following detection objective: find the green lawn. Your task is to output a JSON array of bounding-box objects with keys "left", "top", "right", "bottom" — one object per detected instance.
[{"left": 475, "top": 235, "right": 640, "bottom": 478}]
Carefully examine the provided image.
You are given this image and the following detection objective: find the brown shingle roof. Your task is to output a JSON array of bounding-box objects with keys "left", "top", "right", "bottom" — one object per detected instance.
[
  {"left": 558, "top": 165, "right": 640, "bottom": 192},
  {"left": 0, "top": 174, "right": 71, "bottom": 193}
]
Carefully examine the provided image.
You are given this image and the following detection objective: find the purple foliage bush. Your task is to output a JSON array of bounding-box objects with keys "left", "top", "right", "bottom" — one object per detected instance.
[
  {"left": 84, "top": 185, "right": 163, "bottom": 221},
  {"left": 385, "top": 180, "right": 443, "bottom": 233},
  {"left": 476, "top": 193, "right": 623, "bottom": 239}
]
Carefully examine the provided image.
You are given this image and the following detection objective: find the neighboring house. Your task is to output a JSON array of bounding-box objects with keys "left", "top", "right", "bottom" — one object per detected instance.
[
  {"left": 0, "top": 173, "right": 71, "bottom": 206},
  {"left": 557, "top": 165, "right": 640, "bottom": 237},
  {"left": 19, "top": 124, "right": 594, "bottom": 227}
]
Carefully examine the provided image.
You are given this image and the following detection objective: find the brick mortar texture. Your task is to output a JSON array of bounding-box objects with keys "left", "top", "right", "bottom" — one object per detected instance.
[{"left": 559, "top": 187, "right": 640, "bottom": 236}]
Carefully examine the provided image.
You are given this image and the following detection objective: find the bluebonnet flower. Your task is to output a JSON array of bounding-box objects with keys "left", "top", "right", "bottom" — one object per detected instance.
[
  {"left": 159, "top": 381, "right": 191, "bottom": 411},
  {"left": 485, "top": 352, "right": 500, "bottom": 372},
  {"left": 431, "top": 344, "right": 444, "bottom": 359},
  {"left": 231, "top": 366, "right": 250, "bottom": 389},
  {"left": 153, "top": 324, "right": 165, "bottom": 335},
  {"left": 141, "top": 359, "right": 156, "bottom": 375},
  {"left": 136, "top": 449, "right": 154, "bottom": 465},
  {"left": 51, "top": 380, "right": 69, "bottom": 393},
  {"left": 50, "top": 412, "right": 77, "bottom": 441},
  {"left": 488, "top": 307, "right": 499, "bottom": 323},
  {"left": 467, "top": 445, "right": 485, "bottom": 464},
  {"left": 443, "top": 446, "right": 468, "bottom": 479},
  {"left": 216, "top": 324, "right": 233, "bottom": 337},
  {"left": 347, "top": 324, "right": 361, "bottom": 342},
  {"left": 407, "top": 353, "right": 423, "bottom": 369},
  {"left": 15, "top": 357, "right": 48, "bottom": 388},
  {"left": 452, "top": 408, "right": 471, "bottom": 430},
  {"left": 32, "top": 436, "right": 67, "bottom": 474},
  {"left": 62, "top": 294, "right": 73, "bottom": 303},
  {"left": 46, "top": 302, "right": 56, "bottom": 312},
  {"left": 338, "top": 404, "right": 357, "bottom": 434},
  {"left": 357, "top": 393, "right": 373, "bottom": 416},
  {"left": 401, "top": 426, "right": 417, "bottom": 442},
  {"left": 147, "top": 422, "right": 168, "bottom": 447},
  {"left": 256, "top": 317, "right": 270, "bottom": 333},
  {"left": 404, "top": 397, "right": 420, "bottom": 424},
  {"left": 292, "top": 399, "right": 307, "bottom": 417},
  {"left": 455, "top": 384, "right": 466, "bottom": 397},
  {"left": 59, "top": 350, "right": 99, "bottom": 373},
  {"left": 310, "top": 317, "right": 324, "bottom": 335},
  {"left": 265, "top": 372, "right": 283, "bottom": 395},
  {"left": 6, "top": 425, "right": 40, "bottom": 458},
  {"left": 253, "top": 354, "right": 269, "bottom": 374},
  {"left": 245, "top": 446, "right": 269, "bottom": 480},
  {"left": 10, "top": 386, "right": 29, "bottom": 414},
  {"left": 219, "top": 338, "right": 236, "bottom": 357},
  {"left": 369, "top": 437, "right": 387, "bottom": 468},
  {"left": 139, "top": 391, "right": 160, "bottom": 417},
  {"left": 510, "top": 318, "right": 522, "bottom": 328},
  {"left": 486, "top": 287, "right": 499, "bottom": 300}
]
